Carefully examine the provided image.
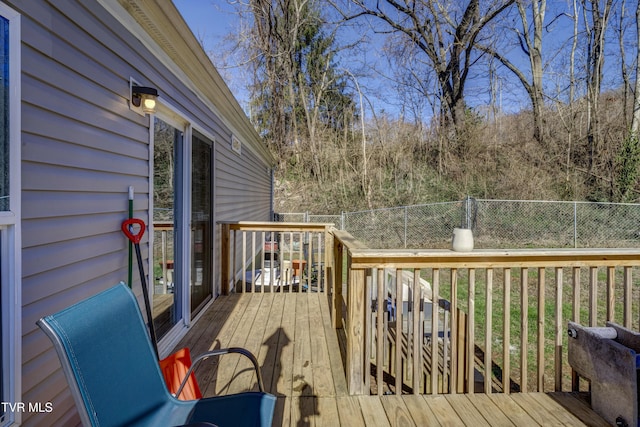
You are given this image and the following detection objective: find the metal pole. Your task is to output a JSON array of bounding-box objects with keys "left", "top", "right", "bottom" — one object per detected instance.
[
  {"left": 128, "top": 186, "right": 134, "bottom": 288},
  {"left": 574, "top": 202, "right": 578, "bottom": 248},
  {"left": 404, "top": 206, "right": 408, "bottom": 248}
]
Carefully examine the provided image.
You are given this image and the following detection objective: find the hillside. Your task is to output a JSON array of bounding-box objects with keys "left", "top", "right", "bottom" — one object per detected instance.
[{"left": 273, "top": 92, "right": 634, "bottom": 214}]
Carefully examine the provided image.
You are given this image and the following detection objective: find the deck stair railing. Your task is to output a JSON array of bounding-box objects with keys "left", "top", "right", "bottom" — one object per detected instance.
[{"left": 219, "top": 222, "right": 640, "bottom": 398}]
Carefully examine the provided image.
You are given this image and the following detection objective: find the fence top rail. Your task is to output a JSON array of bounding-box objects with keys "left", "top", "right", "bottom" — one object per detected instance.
[
  {"left": 344, "top": 247, "right": 640, "bottom": 269},
  {"left": 218, "top": 221, "right": 335, "bottom": 233}
]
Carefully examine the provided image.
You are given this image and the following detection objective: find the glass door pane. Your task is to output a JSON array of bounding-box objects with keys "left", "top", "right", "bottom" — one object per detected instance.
[
  {"left": 153, "top": 117, "right": 184, "bottom": 338},
  {"left": 191, "top": 132, "right": 213, "bottom": 315},
  {"left": 0, "top": 16, "right": 9, "bottom": 212}
]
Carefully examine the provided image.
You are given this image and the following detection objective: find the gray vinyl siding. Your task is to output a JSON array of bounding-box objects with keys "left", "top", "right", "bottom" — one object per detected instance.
[
  {"left": 215, "top": 136, "right": 273, "bottom": 291},
  {"left": 19, "top": 1, "right": 152, "bottom": 424},
  {"left": 12, "top": 1, "right": 273, "bottom": 425},
  {"left": 216, "top": 145, "right": 272, "bottom": 220}
]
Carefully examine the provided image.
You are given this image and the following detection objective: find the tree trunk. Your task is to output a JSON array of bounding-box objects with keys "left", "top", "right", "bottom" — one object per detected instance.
[
  {"left": 584, "top": 0, "right": 612, "bottom": 171},
  {"left": 631, "top": 0, "right": 640, "bottom": 137}
]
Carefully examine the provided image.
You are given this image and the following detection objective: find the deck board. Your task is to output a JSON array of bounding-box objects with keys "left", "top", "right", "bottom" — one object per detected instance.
[
  {"left": 275, "top": 294, "right": 297, "bottom": 397},
  {"left": 488, "top": 393, "right": 540, "bottom": 426},
  {"left": 423, "top": 395, "right": 466, "bottom": 426},
  {"left": 318, "top": 292, "right": 349, "bottom": 395},
  {"left": 446, "top": 394, "right": 492, "bottom": 426},
  {"left": 467, "top": 393, "right": 516, "bottom": 426},
  {"left": 308, "top": 293, "right": 335, "bottom": 397},
  {"left": 380, "top": 395, "right": 417, "bottom": 427},
  {"left": 528, "top": 392, "right": 591, "bottom": 426},
  {"left": 255, "top": 293, "right": 286, "bottom": 393},
  {"left": 335, "top": 396, "right": 367, "bottom": 427},
  {"left": 357, "top": 395, "right": 392, "bottom": 427},
  {"left": 400, "top": 395, "right": 442, "bottom": 426},
  {"left": 292, "top": 293, "right": 314, "bottom": 397},
  {"left": 510, "top": 392, "right": 564, "bottom": 426},
  {"left": 175, "top": 292, "right": 610, "bottom": 426},
  {"left": 210, "top": 292, "right": 263, "bottom": 395},
  {"left": 315, "top": 397, "right": 341, "bottom": 427},
  {"left": 229, "top": 293, "right": 273, "bottom": 393}
]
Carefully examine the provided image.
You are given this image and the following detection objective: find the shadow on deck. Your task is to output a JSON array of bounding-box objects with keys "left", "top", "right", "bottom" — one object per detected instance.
[{"left": 172, "top": 292, "right": 609, "bottom": 426}]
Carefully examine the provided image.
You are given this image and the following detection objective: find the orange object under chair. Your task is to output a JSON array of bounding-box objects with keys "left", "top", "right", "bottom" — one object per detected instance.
[{"left": 160, "top": 347, "right": 203, "bottom": 400}]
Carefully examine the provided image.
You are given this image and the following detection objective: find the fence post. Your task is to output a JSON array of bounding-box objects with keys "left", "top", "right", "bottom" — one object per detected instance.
[
  {"left": 404, "top": 206, "right": 408, "bottom": 248},
  {"left": 464, "top": 196, "right": 469, "bottom": 228},
  {"left": 574, "top": 202, "right": 578, "bottom": 248}
]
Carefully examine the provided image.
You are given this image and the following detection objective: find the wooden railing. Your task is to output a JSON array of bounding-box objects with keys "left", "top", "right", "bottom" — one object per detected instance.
[
  {"left": 219, "top": 222, "right": 334, "bottom": 295},
  {"left": 219, "top": 222, "right": 640, "bottom": 397},
  {"left": 335, "top": 235, "right": 640, "bottom": 395},
  {"left": 153, "top": 221, "right": 174, "bottom": 294}
]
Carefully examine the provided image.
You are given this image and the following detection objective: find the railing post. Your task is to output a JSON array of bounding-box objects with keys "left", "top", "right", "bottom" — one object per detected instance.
[
  {"left": 332, "top": 233, "right": 343, "bottom": 329},
  {"left": 220, "top": 223, "right": 230, "bottom": 295},
  {"left": 346, "top": 259, "right": 368, "bottom": 395},
  {"left": 323, "top": 225, "right": 332, "bottom": 296}
]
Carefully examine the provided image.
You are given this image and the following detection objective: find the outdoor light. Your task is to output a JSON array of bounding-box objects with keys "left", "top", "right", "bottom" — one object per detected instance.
[{"left": 131, "top": 85, "right": 158, "bottom": 114}]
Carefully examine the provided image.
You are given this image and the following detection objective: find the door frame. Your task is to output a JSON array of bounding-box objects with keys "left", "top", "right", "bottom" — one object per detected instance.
[{"left": 150, "top": 102, "right": 218, "bottom": 357}]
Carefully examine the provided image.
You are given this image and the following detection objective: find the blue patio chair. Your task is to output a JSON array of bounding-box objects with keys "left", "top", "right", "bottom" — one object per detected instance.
[{"left": 37, "top": 283, "right": 276, "bottom": 427}]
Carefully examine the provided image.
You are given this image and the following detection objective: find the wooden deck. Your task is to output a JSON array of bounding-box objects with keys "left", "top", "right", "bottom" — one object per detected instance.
[{"left": 173, "top": 292, "right": 610, "bottom": 426}]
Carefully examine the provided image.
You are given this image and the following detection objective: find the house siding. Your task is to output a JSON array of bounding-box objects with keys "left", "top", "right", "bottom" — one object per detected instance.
[
  {"left": 11, "top": 1, "right": 273, "bottom": 425},
  {"left": 215, "top": 140, "right": 273, "bottom": 290}
]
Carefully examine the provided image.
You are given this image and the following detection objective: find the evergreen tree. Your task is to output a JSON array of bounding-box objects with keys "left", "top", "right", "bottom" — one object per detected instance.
[{"left": 247, "top": 0, "right": 355, "bottom": 165}]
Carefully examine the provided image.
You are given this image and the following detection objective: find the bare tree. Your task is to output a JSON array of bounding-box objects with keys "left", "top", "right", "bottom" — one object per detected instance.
[
  {"left": 333, "top": 0, "right": 515, "bottom": 136},
  {"left": 583, "top": 0, "right": 613, "bottom": 172},
  {"left": 611, "top": 0, "right": 640, "bottom": 202},
  {"left": 616, "top": 0, "right": 630, "bottom": 130},
  {"left": 631, "top": 0, "right": 640, "bottom": 137},
  {"left": 568, "top": 0, "right": 579, "bottom": 179},
  {"left": 244, "top": 1, "right": 354, "bottom": 159},
  {"left": 477, "top": 0, "right": 546, "bottom": 144}
]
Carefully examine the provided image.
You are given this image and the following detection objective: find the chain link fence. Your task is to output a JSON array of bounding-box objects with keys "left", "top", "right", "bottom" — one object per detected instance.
[{"left": 276, "top": 199, "right": 640, "bottom": 249}]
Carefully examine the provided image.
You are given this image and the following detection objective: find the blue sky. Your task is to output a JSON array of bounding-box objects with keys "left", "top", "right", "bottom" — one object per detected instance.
[
  {"left": 174, "top": 1, "right": 235, "bottom": 44},
  {"left": 171, "top": 1, "right": 544, "bottom": 121},
  {"left": 172, "top": 1, "right": 399, "bottom": 118},
  {"left": 174, "top": 1, "right": 254, "bottom": 108},
  {"left": 172, "top": 1, "right": 629, "bottom": 123}
]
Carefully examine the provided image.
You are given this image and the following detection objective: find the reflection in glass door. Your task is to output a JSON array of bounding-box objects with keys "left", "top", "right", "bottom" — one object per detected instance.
[
  {"left": 153, "top": 117, "right": 184, "bottom": 338},
  {"left": 191, "top": 132, "right": 213, "bottom": 315}
]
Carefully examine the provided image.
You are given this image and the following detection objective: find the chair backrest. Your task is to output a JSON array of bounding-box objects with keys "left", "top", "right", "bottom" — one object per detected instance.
[{"left": 37, "top": 283, "right": 172, "bottom": 426}]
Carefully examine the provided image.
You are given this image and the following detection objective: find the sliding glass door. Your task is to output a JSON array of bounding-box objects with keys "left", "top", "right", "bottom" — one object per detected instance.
[
  {"left": 153, "top": 117, "right": 184, "bottom": 338},
  {"left": 191, "top": 131, "right": 213, "bottom": 316},
  {"left": 152, "top": 117, "right": 215, "bottom": 338}
]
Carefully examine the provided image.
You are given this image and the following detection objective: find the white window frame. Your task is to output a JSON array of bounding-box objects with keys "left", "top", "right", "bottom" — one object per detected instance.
[
  {"left": 150, "top": 102, "right": 218, "bottom": 356},
  {"left": 150, "top": 105, "right": 192, "bottom": 357},
  {"left": 0, "top": 3, "right": 21, "bottom": 426}
]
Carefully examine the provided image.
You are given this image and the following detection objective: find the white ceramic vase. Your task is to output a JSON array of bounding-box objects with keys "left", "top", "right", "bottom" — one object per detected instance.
[{"left": 452, "top": 228, "right": 474, "bottom": 252}]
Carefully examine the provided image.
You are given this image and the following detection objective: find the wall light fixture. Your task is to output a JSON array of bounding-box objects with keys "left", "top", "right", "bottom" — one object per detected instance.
[{"left": 131, "top": 85, "right": 158, "bottom": 114}]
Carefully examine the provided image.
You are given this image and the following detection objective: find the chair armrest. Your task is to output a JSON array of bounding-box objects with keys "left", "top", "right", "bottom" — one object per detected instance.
[{"left": 175, "top": 347, "right": 265, "bottom": 399}]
